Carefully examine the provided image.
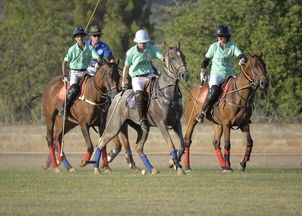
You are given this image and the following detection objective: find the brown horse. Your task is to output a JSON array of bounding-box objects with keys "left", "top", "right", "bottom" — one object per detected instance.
[
  {"left": 183, "top": 54, "right": 269, "bottom": 172},
  {"left": 41, "top": 60, "right": 122, "bottom": 173}
]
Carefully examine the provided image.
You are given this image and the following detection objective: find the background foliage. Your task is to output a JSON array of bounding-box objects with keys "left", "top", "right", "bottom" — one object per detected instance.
[{"left": 0, "top": 0, "right": 301, "bottom": 124}]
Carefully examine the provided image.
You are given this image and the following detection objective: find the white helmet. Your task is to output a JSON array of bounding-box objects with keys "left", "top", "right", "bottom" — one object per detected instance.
[{"left": 133, "top": 29, "right": 151, "bottom": 43}]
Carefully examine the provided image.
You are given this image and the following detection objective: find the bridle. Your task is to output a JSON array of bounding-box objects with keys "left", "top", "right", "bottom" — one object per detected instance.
[{"left": 163, "top": 48, "right": 187, "bottom": 81}]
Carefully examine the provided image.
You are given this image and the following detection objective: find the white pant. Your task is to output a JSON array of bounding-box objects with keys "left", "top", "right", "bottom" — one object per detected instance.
[
  {"left": 208, "top": 73, "right": 236, "bottom": 87},
  {"left": 69, "top": 70, "right": 87, "bottom": 86},
  {"left": 132, "top": 74, "right": 157, "bottom": 91}
]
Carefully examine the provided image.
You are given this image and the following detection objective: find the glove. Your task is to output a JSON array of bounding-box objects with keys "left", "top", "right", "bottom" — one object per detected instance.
[
  {"left": 63, "top": 75, "right": 68, "bottom": 82},
  {"left": 94, "top": 62, "right": 100, "bottom": 70},
  {"left": 200, "top": 68, "right": 207, "bottom": 86},
  {"left": 121, "top": 81, "right": 127, "bottom": 91},
  {"left": 239, "top": 58, "right": 246, "bottom": 66}
]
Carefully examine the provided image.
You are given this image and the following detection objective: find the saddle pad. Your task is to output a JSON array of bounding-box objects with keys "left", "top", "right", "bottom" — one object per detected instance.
[{"left": 125, "top": 91, "right": 136, "bottom": 109}]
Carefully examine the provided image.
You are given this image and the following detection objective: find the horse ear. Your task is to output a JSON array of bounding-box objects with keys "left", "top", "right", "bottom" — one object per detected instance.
[
  {"left": 164, "top": 41, "right": 170, "bottom": 51},
  {"left": 176, "top": 42, "right": 180, "bottom": 49},
  {"left": 116, "top": 59, "right": 120, "bottom": 65}
]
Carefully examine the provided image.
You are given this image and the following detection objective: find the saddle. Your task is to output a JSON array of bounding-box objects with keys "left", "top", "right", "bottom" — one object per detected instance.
[
  {"left": 57, "top": 75, "right": 90, "bottom": 101},
  {"left": 125, "top": 76, "right": 158, "bottom": 109}
]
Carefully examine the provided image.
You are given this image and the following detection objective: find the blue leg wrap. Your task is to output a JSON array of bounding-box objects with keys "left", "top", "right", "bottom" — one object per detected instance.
[
  {"left": 93, "top": 148, "right": 102, "bottom": 168},
  {"left": 170, "top": 150, "right": 182, "bottom": 169},
  {"left": 62, "top": 155, "right": 72, "bottom": 170},
  {"left": 140, "top": 154, "right": 153, "bottom": 172}
]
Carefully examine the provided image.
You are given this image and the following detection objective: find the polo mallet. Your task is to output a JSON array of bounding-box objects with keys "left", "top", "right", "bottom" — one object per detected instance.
[
  {"left": 60, "top": 78, "right": 68, "bottom": 157},
  {"left": 86, "top": 90, "right": 125, "bottom": 164}
]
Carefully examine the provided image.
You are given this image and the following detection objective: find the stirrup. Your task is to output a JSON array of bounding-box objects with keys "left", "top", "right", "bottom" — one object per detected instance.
[
  {"left": 196, "top": 112, "right": 205, "bottom": 124},
  {"left": 139, "top": 119, "right": 148, "bottom": 132}
]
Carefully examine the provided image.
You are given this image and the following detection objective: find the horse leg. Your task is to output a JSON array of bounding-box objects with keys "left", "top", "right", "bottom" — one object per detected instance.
[
  {"left": 119, "top": 125, "right": 140, "bottom": 171},
  {"left": 79, "top": 124, "right": 94, "bottom": 167},
  {"left": 107, "top": 136, "right": 122, "bottom": 163},
  {"left": 135, "top": 128, "right": 159, "bottom": 175},
  {"left": 212, "top": 124, "right": 224, "bottom": 168},
  {"left": 240, "top": 124, "right": 253, "bottom": 171},
  {"left": 44, "top": 113, "right": 60, "bottom": 173},
  {"left": 158, "top": 121, "right": 184, "bottom": 175},
  {"left": 222, "top": 125, "right": 232, "bottom": 172},
  {"left": 183, "top": 119, "right": 198, "bottom": 171}
]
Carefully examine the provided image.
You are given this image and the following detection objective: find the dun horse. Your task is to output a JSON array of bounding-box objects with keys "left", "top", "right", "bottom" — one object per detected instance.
[
  {"left": 95, "top": 42, "right": 189, "bottom": 175},
  {"left": 42, "top": 60, "right": 122, "bottom": 173},
  {"left": 184, "top": 54, "right": 269, "bottom": 172}
]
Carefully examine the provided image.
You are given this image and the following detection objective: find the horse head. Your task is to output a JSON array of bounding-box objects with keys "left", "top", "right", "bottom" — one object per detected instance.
[
  {"left": 163, "top": 42, "right": 189, "bottom": 82},
  {"left": 94, "top": 59, "right": 120, "bottom": 99},
  {"left": 243, "top": 53, "right": 269, "bottom": 96}
]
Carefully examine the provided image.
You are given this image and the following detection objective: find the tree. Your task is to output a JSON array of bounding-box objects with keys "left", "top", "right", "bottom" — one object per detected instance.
[{"left": 163, "top": 0, "right": 302, "bottom": 121}]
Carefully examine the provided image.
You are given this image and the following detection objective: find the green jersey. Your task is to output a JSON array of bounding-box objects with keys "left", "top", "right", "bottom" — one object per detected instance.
[
  {"left": 125, "top": 43, "right": 163, "bottom": 77},
  {"left": 206, "top": 41, "right": 242, "bottom": 76},
  {"left": 64, "top": 43, "right": 99, "bottom": 70}
]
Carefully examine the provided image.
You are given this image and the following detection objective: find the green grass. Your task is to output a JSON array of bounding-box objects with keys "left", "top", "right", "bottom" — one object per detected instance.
[{"left": 0, "top": 167, "right": 301, "bottom": 216}]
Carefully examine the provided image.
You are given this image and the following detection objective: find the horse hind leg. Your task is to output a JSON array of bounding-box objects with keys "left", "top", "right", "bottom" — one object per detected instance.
[
  {"left": 213, "top": 124, "right": 224, "bottom": 168},
  {"left": 240, "top": 125, "right": 253, "bottom": 171},
  {"left": 222, "top": 125, "right": 233, "bottom": 172}
]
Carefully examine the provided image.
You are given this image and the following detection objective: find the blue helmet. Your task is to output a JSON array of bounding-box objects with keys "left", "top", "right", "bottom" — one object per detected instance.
[
  {"left": 215, "top": 25, "right": 231, "bottom": 37},
  {"left": 72, "top": 27, "right": 87, "bottom": 37}
]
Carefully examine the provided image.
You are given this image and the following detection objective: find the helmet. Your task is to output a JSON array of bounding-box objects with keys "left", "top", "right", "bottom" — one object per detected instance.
[
  {"left": 88, "top": 25, "right": 103, "bottom": 36},
  {"left": 72, "top": 27, "right": 87, "bottom": 37},
  {"left": 215, "top": 25, "right": 231, "bottom": 36},
  {"left": 133, "top": 29, "right": 151, "bottom": 43}
]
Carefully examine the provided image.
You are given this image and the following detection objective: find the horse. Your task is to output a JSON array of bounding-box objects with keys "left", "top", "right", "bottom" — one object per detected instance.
[
  {"left": 95, "top": 42, "right": 189, "bottom": 175},
  {"left": 183, "top": 54, "right": 269, "bottom": 172},
  {"left": 41, "top": 60, "right": 123, "bottom": 173}
]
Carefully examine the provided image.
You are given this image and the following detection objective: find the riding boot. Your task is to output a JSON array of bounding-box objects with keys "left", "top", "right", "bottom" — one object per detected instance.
[
  {"left": 58, "top": 84, "right": 80, "bottom": 117},
  {"left": 196, "top": 85, "right": 221, "bottom": 123},
  {"left": 135, "top": 90, "right": 148, "bottom": 132}
]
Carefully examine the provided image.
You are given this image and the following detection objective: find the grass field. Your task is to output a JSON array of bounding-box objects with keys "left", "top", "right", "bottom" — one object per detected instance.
[{"left": 0, "top": 154, "right": 301, "bottom": 216}]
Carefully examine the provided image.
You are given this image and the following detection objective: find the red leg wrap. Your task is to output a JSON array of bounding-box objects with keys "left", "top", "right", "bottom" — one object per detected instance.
[
  {"left": 55, "top": 141, "right": 63, "bottom": 162},
  {"left": 101, "top": 147, "right": 108, "bottom": 166},
  {"left": 215, "top": 148, "right": 224, "bottom": 168},
  {"left": 184, "top": 147, "right": 190, "bottom": 166},
  {"left": 244, "top": 146, "right": 253, "bottom": 162},
  {"left": 84, "top": 152, "right": 92, "bottom": 162},
  {"left": 48, "top": 146, "right": 57, "bottom": 168},
  {"left": 224, "top": 149, "right": 230, "bottom": 167}
]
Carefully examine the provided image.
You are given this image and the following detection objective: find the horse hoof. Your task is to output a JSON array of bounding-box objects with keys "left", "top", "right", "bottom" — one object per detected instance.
[
  {"left": 56, "top": 160, "right": 62, "bottom": 166},
  {"left": 167, "top": 158, "right": 174, "bottom": 169},
  {"left": 41, "top": 160, "right": 51, "bottom": 170},
  {"left": 102, "top": 166, "right": 112, "bottom": 173},
  {"left": 176, "top": 168, "right": 185, "bottom": 175},
  {"left": 222, "top": 167, "right": 233, "bottom": 173},
  {"left": 54, "top": 167, "right": 60, "bottom": 173},
  {"left": 184, "top": 165, "right": 192, "bottom": 173},
  {"left": 240, "top": 162, "right": 246, "bottom": 172},
  {"left": 79, "top": 160, "right": 87, "bottom": 167},
  {"left": 151, "top": 168, "right": 159, "bottom": 175},
  {"left": 130, "top": 166, "right": 141, "bottom": 173},
  {"left": 94, "top": 168, "right": 101, "bottom": 175},
  {"left": 68, "top": 167, "right": 76, "bottom": 173}
]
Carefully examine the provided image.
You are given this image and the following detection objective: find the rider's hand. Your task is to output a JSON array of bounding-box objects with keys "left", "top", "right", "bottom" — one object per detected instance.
[
  {"left": 200, "top": 68, "right": 207, "bottom": 86},
  {"left": 63, "top": 75, "right": 68, "bottom": 82},
  {"left": 239, "top": 58, "right": 246, "bottom": 66},
  {"left": 121, "top": 81, "right": 127, "bottom": 91}
]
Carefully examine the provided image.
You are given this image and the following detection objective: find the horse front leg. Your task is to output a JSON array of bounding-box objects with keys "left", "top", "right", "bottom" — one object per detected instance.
[
  {"left": 158, "top": 121, "right": 185, "bottom": 175},
  {"left": 240, "top": 124, "right": 253, "bottom": 171},
  {"left": 212, "top": 124, "right": 224, "bottom": 168},
  {"left": 183, "top": 118, "right": 198, "bottom": 171},
  {"left": 135, "top": 128, "right": 158, "bottom": 175},
  {"left": 222, "top": 125, "right": 232, "bottom": 172}
]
